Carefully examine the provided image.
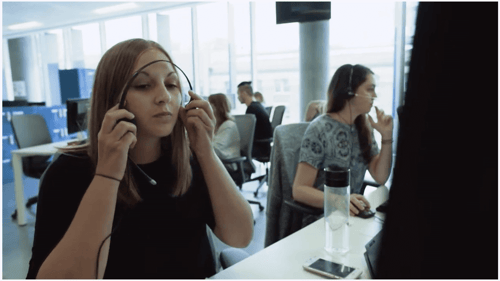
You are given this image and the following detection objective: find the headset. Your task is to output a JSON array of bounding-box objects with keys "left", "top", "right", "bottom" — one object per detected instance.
[
  {"left": 117, "top": 59, "right": 193, "bottom": 186},
  {"left": 95, "top": 60, "right": 193, "bottom": 278}
]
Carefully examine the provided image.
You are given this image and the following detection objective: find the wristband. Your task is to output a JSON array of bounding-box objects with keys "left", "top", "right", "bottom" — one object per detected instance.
[{"left": 95, "top": 173, "right": 122, "bottom": 183}]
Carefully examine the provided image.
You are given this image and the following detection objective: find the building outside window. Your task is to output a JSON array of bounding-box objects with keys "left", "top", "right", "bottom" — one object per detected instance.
[
  {"left": 71, "top": 23, "right": 101, "bottom": 69},
  {"left": 104, "top": 15, "right": 142, "bottom": 51}
]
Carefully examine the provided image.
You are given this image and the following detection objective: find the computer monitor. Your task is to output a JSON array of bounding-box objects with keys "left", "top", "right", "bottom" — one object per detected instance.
[{"left": 66, "top": 98, "right": 90, "bottom": 138}]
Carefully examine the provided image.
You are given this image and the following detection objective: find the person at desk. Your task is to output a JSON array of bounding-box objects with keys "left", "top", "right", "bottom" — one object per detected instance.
[
  {"left": 27, "top": 38, "right": 254, "bottom": 279},
  {"left": 237, "top": 81, "right": 273, "bottom": 158},
  {"left": 293, "top": 64, "right": 393, "bottom": 217},
  {"left": 254, "top": 91, "right": 265, "bottom": 106},
  {"left": 304, "top": 100, "right": 326, "bottom": 122},
  {"left": 208, "top": 93, "right": 241, "bottom": 172}
]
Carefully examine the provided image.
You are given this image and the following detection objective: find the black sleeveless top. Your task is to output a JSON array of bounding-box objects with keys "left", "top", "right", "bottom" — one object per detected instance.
[{"left": 26, "top": 151, "right": 216, "bottom": 279}]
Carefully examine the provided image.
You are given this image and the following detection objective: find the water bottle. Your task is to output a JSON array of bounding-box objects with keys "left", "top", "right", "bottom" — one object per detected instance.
[{"left": 324, "top": 166, "right": 350, "bottom": 254}]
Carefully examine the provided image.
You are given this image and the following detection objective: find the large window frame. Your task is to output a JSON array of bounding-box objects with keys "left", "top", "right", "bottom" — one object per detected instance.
[{"left": 2, "top": 2, "right": 414, "bottom": 116}]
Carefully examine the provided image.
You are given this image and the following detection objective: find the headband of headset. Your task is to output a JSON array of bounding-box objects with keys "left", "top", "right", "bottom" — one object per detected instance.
[{"left": 118, "top": 59, "right": 193, "bottom": 109}]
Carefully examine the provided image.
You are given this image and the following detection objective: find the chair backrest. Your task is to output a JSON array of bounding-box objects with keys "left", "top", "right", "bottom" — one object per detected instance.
[
  {"left": 265, "top": 106, "right": 273, "bottom": 117},
  {"left": 265, "top": 122, "right": 312, "bottom": 247},
  {"left": 11, "top": 114, "right": 53, "bottom": 178},
  {"left": 270, "top": 105, "right": 286, "bottom": 132},
  {"left": 11, "top": 114, "right": 52, "bottom": 149},
  {"left": 233, "top": 114, "right": 257, "bottom": 173}
]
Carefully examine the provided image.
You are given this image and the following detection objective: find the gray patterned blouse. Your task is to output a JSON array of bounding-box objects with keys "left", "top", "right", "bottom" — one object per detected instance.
[{"left": 299, "top": 114, "right": 380, "bottom": 194}]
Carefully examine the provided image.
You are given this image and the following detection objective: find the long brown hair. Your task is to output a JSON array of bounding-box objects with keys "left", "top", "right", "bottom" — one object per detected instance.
[
  {"left": 326, "top": 64, "right": 375, "bottom": 164},
  {"left": 208, "top": 93, "right": 233, "bottom": 132},
  {"left": 61, "top": 38, "right": 192, "bottom": 207}
]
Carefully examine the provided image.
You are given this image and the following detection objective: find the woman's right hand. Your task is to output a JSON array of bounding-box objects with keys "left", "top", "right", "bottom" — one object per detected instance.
[
  {"left": 349, "top": 194, "right": 371, "bottom": 216},
  {"left": 95, "top": 104, "right": 137, "bottom": 181}
]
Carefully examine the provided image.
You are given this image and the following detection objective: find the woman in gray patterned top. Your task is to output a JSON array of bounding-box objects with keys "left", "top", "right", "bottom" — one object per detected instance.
[{"left": 292, "top": 64, "right": 394, "bottom": 217}]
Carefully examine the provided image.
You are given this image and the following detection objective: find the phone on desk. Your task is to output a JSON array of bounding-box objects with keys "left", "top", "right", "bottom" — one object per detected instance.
[{"left": 303, "top": 257, "right": 363, "bottom": 279}]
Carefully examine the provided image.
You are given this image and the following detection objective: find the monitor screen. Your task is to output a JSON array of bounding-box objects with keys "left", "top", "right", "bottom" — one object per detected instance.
[
  {"left": 66, "top": 98, "right": 90, "bottom": 135},
  {"left": 276, "top": 2, "right": 331, "bottom": 24}
]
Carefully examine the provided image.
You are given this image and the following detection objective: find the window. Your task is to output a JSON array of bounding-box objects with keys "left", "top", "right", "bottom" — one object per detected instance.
[
  {"left": 104, "top": 15, "right": 142, "bottom": 50},
  {"left": 155, "top": 7, "right": 193, "bottom": 103},
  {"left": 254, "top": 1, "right": 300, "bottom": 124},
  {"left": 329, "top": 2, "right": 396, "bottom": 145},
  {"left": 196, "top": 3, "right": 229, "bottom": 100},
  {"left": 45, "top": 29, "right": 65, "bottom": 69},
  {"left": 71, "top": 23, "right": 101, "bottom": 69},
  {"left": 404, "top": 2, "right": 419, "bottom": 93}
]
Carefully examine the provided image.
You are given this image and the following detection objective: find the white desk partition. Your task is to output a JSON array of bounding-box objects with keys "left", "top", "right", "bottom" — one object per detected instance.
[
  {"left": 212, "top": 185, "right": 389, "bottom": 279},
  {"left": 11, "top": 140, "right": 73, "bottom": 225}
]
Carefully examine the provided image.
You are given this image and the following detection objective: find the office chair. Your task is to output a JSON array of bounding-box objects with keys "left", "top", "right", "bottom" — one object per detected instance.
[
  {"left": 264, "top": 122, "right": 380, "bottom": 247},
  {"left": 249, "top": 105, "right": 286, "bottom": 197},
  {"left": 265, "top": 106, "right": 273, "bottom": 117},
  {"left": 220, "top": 114, "right": 264, "bottom": 211},
  {"left": 10, "top": 114, "right": 53, "bottom": 220}
]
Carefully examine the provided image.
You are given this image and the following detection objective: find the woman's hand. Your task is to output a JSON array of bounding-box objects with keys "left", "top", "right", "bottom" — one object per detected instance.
[
  {"left": 349, "top": 194, "right": 371, "bottom": 216},
  {"left": 179, "top": 91, "right": 216, "bottom": 159},
  {"left": 95, "top": 103, "right": 137, "bottom": 180},
  {"left": 368, "top": 106, "right": 393, "bottom": 139}
]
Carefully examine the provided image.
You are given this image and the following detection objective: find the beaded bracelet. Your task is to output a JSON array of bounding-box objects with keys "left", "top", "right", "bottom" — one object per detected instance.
[{"left": 95, "top": 173, "right": 121, "bottom": 183}]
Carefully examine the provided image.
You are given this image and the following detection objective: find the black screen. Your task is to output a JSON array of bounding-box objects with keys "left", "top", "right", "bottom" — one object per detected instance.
[
  {"left": 66, "top": 98, "right": 90, "bottom": 134},
  {"left": 309, "top": 259, "right": 355, "bottom": 278},
  {"left": 276, "top": 2, "right": 331, "bottom": 24}
]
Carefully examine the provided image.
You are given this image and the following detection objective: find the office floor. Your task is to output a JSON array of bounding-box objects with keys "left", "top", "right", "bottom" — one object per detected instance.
[{"left": 2, "top": 164, "right": 269, "bottom": 279}]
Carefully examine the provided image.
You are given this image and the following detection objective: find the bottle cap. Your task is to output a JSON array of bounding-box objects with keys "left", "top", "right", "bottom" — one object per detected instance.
[{"left": 325, "top": 165, "right": 350, "bottom": 187}]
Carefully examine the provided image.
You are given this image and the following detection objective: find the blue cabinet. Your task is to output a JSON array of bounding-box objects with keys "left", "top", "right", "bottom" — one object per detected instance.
[{"left": 59, "top": 68, "right": 95, "bottom": 104}]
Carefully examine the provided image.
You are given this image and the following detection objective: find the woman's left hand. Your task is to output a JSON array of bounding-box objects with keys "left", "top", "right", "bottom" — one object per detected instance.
[
  {"left": 368, "top": 106, "right": 393, "bottom": 138},
  {"left": 179, "top": 91, "right": 216, "bottom": 158}
]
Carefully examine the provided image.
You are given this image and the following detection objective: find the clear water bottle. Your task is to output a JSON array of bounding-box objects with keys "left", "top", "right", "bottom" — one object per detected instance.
[{"left": 324, "top": 166, "right": 350, "bottom": 254}]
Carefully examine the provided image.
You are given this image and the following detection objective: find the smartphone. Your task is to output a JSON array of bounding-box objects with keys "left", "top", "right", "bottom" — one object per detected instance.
[{"left": 303, "top": 257, "right": 363, "bottom": 279}]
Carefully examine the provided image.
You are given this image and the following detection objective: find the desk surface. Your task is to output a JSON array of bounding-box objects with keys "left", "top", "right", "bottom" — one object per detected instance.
[
  {"left": 212, "top": 185, "right": 389, "bottom": 279},
  {"left": 10, "top": 139, "right": 79, "bottom": 156}
]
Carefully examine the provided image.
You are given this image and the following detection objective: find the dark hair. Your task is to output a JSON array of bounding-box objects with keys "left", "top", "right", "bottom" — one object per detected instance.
[
  {"left": 208, "top": 93, "right": 233, "bottom": 131},
  {"left": 237, "top": 81, "right": 253, "bottom": 96},
  {"left": 326, "top": 64, "right": 375, "bottom": 164}
]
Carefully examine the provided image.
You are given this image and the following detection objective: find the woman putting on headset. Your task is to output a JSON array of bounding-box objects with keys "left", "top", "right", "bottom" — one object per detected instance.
[
  {"left": 293, "top": 64, "right": 393, "bottom": 217},
  {"left": 27, "top": 38, "right": 254, "bottom": 279}
]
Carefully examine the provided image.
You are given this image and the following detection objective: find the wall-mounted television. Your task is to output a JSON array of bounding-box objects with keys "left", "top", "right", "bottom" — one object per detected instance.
[{"left": 276, "top": 2, "right": 331, "bottom": 24}]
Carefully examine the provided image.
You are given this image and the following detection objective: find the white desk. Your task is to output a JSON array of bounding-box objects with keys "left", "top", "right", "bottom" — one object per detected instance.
[
  {"left": 11, "top": 139, "right": 74, "bottom": 226},
  {"left": 212, "top": 185, "right": 389, "bottom": 279}
]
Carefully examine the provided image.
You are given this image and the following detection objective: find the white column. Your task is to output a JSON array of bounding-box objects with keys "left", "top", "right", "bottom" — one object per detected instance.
[
  {"left": 392, "top": 2, "right": 406, "bottom": 155},
  {"left": 299, "top": 20, "right": 329, "bottom": 121},
  {"left": 3, "top": 38, "right": 15, "bottom": 100},
  {"left": 191, "top": 6, "right": 200, "bottom": 96}
]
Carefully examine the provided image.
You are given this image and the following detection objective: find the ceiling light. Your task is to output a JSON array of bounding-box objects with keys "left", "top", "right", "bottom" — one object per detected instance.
[
  {"left": 93, "top": 3, "right": 138, "bottom": 14},
  {"left": 8, "top": 21, "right": 42, "bottom": 30}
]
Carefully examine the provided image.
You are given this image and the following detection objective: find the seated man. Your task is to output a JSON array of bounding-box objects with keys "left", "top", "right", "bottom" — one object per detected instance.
[{"left": 237, "top": 81, "right": 273, "bottom": 158}]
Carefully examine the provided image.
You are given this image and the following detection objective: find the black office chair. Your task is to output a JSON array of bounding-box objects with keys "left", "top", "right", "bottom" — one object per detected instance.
[
  {"left": 10, "top": 114, "right": 53, "bottom": 220},
  {"left": 249, "top": 105, "right": 286, "bottom": 197},
  {"left": 220, "top": 114, "right": 264, "bottom": 211},
  {"left": 265, "top": 106, "right": 273, "bottom": 117}
]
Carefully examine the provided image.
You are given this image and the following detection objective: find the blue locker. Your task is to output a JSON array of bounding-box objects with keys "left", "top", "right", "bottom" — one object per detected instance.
[{"left": 59, "top": 68, "right": 95, "bottom": 104}]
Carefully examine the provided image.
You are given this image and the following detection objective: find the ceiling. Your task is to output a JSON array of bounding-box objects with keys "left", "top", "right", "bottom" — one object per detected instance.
[{"left": 2, "top": 1, "right": 201, "bottom": 38}]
